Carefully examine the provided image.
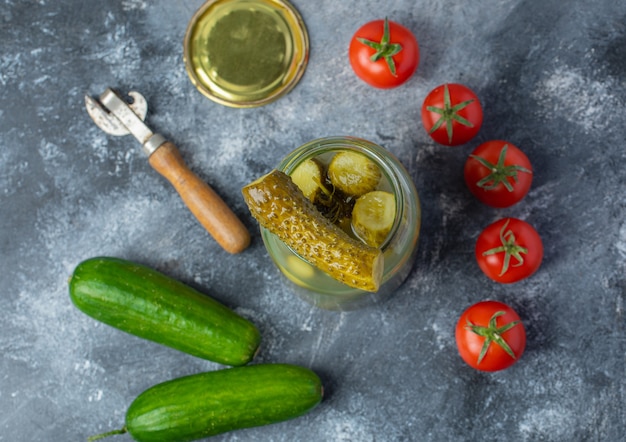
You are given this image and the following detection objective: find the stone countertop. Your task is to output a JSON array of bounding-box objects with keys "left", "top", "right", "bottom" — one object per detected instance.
[{"left": 1, "top": 0, "right": 625, "bottom": 441}]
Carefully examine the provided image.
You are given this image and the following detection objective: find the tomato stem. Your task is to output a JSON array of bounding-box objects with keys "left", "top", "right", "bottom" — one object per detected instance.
[
  {"left": 357, "top": 17, "right": 403, "bottom": 77},
  {"left": 471, "top": 145, "right": 532, "bottom": 191},
  {"left": 482, "top": 218, "right": 528, "bottom": 276},
  {"left": 426, "top": 84, "right": 475, "bottom": 144},
  {"left": 465, "top": 310, "right": 521, "bottom": 365}
]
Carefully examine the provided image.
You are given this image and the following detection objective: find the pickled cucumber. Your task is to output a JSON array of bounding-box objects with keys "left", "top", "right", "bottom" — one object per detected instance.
[
  {"left": 352, "top": 191, "right": 396, "bottom": 248},
  {"left": 289, "top": 158, "right": 323, "bottom": 201},
  {"left": 327, "top": 151, "right": 381, "bottom": 197},
  {"left": 242, "top": 170, "right": 383, "bottom": 292}
]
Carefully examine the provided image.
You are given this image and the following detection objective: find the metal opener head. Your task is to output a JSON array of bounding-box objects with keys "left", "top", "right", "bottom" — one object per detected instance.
[
  {"left": 85, "top": 88, "right": 165, "bottom": 156},
  {"left": 85, "top": 89, "right": 148, "bottom": 136}
]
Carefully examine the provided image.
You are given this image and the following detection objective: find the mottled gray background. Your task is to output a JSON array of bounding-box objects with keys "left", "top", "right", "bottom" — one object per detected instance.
[{"left": 1, "top": 0, "right": 625, "bottom": 441}]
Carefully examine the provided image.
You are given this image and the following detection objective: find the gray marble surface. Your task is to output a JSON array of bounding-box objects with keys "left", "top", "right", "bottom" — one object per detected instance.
[{"left": 2, "top": 0, "right": 625, "bottom": 441}]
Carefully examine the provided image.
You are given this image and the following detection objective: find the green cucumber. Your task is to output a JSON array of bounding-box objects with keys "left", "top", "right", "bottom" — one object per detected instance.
[
  {"left": 69, "top": 257, "right": 260, "bottom": 366},
  {"left": 89, "top": 364, "right": 323, "bottom": 442}
]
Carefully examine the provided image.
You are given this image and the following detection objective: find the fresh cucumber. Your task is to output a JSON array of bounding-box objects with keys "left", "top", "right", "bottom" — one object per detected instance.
[
  {"left": 69, "top": 257, "right": 260, "bottom": 366},
  {"left": 89, "top": 364, "right": 323, "bottom": 442}
]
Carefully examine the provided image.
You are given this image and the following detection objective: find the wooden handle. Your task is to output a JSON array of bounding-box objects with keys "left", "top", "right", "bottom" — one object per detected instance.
[{"left": 148, "top": 141, "right": 251, "bottom": 254}]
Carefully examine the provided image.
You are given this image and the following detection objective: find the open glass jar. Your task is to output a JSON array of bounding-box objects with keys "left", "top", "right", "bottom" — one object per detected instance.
[{"left": 261, "top": 137, "right": 421, "bottom": 310}]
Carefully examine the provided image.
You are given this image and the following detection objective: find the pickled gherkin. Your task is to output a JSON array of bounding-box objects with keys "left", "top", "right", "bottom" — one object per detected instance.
[
  {"left": 290, "top": 158, "right": 324, "bottom": 201},
  {"left": 328, "top": 151, "right": 381, "bottom": 197},
  {"left": 352, "top": 191, "right": 396, "bottom": 247},
  {"left": 242, "top": 170, "right": 383, "bottom": 292}
]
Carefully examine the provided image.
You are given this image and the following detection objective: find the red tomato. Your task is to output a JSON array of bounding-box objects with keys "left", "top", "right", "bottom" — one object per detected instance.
[
  {"left": 349, "top": 18, "right": 419, "bottom": 89},
  {"left": 475, "top": 218, "right": 543, "bottom": 283},
  {"left": 464, "top": 140, "right": 533, "bottom": 208},
  {"left": 421, "top": 83, "right": 483, "bottom": 146},
  {"left": 455, "top": 300, "right": 526, "bottom": 372}
]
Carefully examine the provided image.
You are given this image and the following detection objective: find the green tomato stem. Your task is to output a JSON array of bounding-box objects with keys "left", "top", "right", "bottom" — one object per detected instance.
[
  {"left": 426, "top": 84, "right": 475, "bottom": 144},
  {"left": 482, "top": 218, "right": 528, "bottom": 276},
  {"left": 471, "top": 145, "right": 532, "bottom": 191},
  {"left": 465, "top": 310, "right": 521, "bottom": 365},
  {"left": 357, "top": 17, "right": 403, "bottom": 77}
]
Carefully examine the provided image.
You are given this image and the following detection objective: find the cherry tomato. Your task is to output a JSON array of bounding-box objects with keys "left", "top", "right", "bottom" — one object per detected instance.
[
  {"left": 421, "top": 83, "right": 483, "bottom": 146},
  {"left": 455, "top": 300, "right": 526, "bottom": 372},
  {"left": 475, "top": 218, "right": 543, "bottom": 284},
  {"left": 349, "top": 18, "right": 419, "bottom": 89},
  {"left": 464, "top": 140, "right": 533, "bottom": 208}
]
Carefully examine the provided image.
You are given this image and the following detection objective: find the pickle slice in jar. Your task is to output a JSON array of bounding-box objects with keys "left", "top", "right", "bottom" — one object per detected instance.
[
  {"left": 352, "top": 191, "right": 396, "bottom": 248},
  {"left": 289, "top": 158, "right": 323, "bottom": 201},
  {"left": 327, "top": 151, "right": 381, "bottom": 197},
  {"left": 242, "top": 170, "right": 383, "bottom": 292}
]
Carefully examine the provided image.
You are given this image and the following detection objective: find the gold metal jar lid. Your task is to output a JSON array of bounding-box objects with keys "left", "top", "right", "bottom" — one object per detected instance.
[{"left": 183, "top": 0, "right": 309, "bottom": 108}]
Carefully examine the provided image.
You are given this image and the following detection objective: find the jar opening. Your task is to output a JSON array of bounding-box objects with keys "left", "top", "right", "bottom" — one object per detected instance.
[{"left": 277, "top": 136, "right": 405, "bottom": 252}]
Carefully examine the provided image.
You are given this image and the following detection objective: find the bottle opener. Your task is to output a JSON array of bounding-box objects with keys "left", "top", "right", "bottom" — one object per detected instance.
[{"left": 85, "top": 88, "right": 250, "bottom": 254}]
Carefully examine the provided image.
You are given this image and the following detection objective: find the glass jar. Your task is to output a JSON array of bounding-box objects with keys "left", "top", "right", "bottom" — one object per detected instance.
[{"left": 261, "top": 136, "right": 421, "bottom": 310}]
